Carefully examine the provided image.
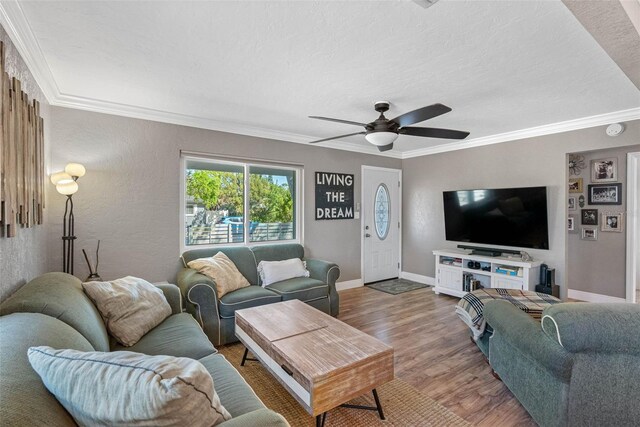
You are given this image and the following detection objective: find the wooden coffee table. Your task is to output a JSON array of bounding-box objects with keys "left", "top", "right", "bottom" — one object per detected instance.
[{"left": 235, "top": 300, "right": 394, "bottom": 426}]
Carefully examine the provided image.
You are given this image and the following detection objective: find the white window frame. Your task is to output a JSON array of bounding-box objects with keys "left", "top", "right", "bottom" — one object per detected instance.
[{"left": 180, "top": 154, "right": 303, "bottom": 253}]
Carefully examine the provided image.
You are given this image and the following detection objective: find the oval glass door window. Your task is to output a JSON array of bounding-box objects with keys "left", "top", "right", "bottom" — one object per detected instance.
[{"left": 374, "top": 184, "right": 390, "bottom": 240}]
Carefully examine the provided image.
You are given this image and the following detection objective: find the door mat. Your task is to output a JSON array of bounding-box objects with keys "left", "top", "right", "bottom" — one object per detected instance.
[
  {"left": 366, "top": 278, "right": 429, "bottom": 295},
  {"left": 218, "top": 343, "right": 471, "bottom": 427}
]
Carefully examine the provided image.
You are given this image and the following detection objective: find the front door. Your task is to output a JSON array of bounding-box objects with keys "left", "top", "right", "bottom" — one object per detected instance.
[{"left": 363, "top": 166, "right": 401, "bottom": 284}]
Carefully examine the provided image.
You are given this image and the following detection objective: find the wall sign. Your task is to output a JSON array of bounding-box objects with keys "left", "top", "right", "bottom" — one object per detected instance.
[{"left": 315, "top": 172, "right": 354, "bottom": 220}]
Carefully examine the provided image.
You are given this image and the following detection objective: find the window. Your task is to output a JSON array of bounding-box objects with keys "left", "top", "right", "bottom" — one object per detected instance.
[
  {"left": 374, "top": 184, "right": 390, "bottom": 240},
  {"left": 183, "top": 156, "right": 300, "bottom": 247}
]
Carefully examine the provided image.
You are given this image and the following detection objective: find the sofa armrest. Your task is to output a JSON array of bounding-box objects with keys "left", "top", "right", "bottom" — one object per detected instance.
[
  {"left": 484, "top": 300, "right": 573, "bottom": 381},
  {"left": 177, "top": 268, "right": 222, "bottom": 346},
  {"left": 219, "top": 409, "right": 290, "bottom": 427},
  {"left": 305, "top": 258, "right": 340, "bottom": 317},
  {"left": 155, "top": 283, "right": 182, "bottom": 315}
]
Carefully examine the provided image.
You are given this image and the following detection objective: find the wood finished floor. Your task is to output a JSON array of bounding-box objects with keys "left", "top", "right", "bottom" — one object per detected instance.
[{"left": 337, "top": 285, "right": 537, "bottom": 427}]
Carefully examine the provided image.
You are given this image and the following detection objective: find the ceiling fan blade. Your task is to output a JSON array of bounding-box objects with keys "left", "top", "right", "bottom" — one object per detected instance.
[
  {"left": 391, "top": 103, "right": 452, "bottom": 127},
  {"left": 308, "top": 116, "right": 368, "bottom": 127},
  {"left": 400, "top": 127, "right": 470, "bottom": 140},
  {"left": 309, "top": 132, "right": 366, "bottom": 144},
  {"left": 378, "top": 143, "right": 394, "bottom": 152}
]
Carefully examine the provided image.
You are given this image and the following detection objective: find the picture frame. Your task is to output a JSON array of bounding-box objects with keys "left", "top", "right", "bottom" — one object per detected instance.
[
  {"left": 591, "top": 157, "right": 617, "bottom": 182},
  {"left": 581, "top": 209, "right": 598, "bottom": 225},
  {"left": 568, "top": 178, "right": 583, "bottom": 193},
  {"left": 601, "top": 212, "right": 624, "bottom": 233},
  {"left": 581, "top": 228, "right": 597, "bottom": 241},
  {"left": 568, "top": 215, "right": 575, "bottom": 232},
  {"left": 568, "top": 197, "right": 576, "bottom": 211},
  {"left": 588, "top": 183, "right": 622, "bottom": 205}
]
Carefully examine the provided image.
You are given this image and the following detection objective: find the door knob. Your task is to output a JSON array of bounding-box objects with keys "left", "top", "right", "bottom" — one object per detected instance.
[{"left": 365, "top": 233, "right": 371, "bottom": 237}]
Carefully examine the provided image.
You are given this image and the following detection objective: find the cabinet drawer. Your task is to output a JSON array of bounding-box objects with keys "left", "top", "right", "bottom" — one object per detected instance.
[{"left": 493, "top": 276, "right": 523, "bottom": 290}]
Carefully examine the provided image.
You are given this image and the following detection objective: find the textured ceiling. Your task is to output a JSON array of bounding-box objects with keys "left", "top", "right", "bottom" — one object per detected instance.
[{"left": 3, "top": 0, "right": 640, "bottom": 157}]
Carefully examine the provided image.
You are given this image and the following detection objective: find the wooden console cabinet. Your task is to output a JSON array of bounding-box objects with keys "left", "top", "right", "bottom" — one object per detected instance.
[{"left": 433, "top": 249, "right": 542, "bottom": 298}]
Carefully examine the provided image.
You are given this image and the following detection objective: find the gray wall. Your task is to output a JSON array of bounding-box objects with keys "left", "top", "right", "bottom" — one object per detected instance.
[
  {"left": 47, "top": 107, "right": 401, "bottom": 283},
  {"left": 0, "top": 27, "right": 51, "bottom": 301},
  {"left": 567, "top": 146, "right": 635, "bottom": 298},
  {"left": 401, "top": 121, "right": 640, "bottom": 299}
]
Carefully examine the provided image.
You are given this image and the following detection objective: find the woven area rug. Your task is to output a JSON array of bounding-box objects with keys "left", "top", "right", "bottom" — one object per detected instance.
[
  {"left": 218, "top": 343, "right": 470, "bottom": 426},
  {"left": 367, "top": 278, "right": 429, "bottom": 295}
]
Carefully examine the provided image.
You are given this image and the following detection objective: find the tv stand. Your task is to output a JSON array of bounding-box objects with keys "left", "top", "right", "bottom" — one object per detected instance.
[{"left": 433, "top": 249, "right": 542, "bottom": 298}]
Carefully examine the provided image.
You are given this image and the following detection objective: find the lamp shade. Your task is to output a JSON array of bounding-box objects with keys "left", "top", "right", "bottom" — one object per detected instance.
[
  {"left": 65, "top": 163, "right": 86, "bottom": 178},
  {"left": 365, "top": 131, "right": 399, "bottom": 147},
  {"left": 50, "top": 171, "right": 74, "bottom": 185},
  {"left": 56, "top": 181, "right": 78, "bottom": 195}
]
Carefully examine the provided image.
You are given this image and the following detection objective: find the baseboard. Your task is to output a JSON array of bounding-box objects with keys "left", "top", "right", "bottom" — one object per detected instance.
[
  {"left": 568, "top": 289, "right": 626, "bottom": 303},
  {"left": 336, "top": 279, "right": 363, "bottom": 291},
  {"left": 400, "top": 271, "right": 435, "bottom": 286}
]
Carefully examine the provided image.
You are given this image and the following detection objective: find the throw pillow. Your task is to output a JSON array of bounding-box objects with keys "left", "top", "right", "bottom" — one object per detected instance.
[
  {"left": 187, "top": 252, "right": 250, "bottom": 298},
  {"left": 82, "top": 276, "right": 171, "bottom": 347},
  {"left": 258, "top": 258, "right": 310, "bottom": 287},
  {"left": 28, "top": 346, "right": 231, "bottom": 426}
]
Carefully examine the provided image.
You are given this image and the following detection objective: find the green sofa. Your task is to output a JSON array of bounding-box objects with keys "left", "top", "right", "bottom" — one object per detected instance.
[
  {"left": 0, "top": 272, "right": 288, "bottom": 426},
  {"left": 484, "top": 300, "right": 640, "bottom": 427},
  {"left": 177, "top": 243, "right": 340, "bottom": 346}
]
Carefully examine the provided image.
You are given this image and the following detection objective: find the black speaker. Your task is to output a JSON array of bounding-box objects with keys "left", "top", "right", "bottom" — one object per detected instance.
[{"left": 539, "top": 264, "right": 548, "bottom": 285}]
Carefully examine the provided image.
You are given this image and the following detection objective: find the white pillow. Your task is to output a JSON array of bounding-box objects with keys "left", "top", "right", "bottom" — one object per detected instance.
[
  {"left": 28, "top": 346, "right": 231, "bottom": 426},
  {"left": 258, "top": 258, "right": 310, "bottom": 287},
  {"left": 82, "top": 276, "right": 172, "bottom": 347}
]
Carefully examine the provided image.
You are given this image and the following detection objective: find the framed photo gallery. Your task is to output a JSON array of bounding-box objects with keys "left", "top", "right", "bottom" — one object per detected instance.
[{"left": 569, "top": 155, "right": 623, "bottom": 241}]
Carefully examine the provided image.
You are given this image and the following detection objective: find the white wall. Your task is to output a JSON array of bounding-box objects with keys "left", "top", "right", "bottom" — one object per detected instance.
[
  {"left": 401, "top": 121, "right": 640, "bottom": 299},
  {"left": 0, "top": 27, "right": 51, "bottom": 301},
  {"left": 47, "top": 107, "right": 401, "bottom": 283}
]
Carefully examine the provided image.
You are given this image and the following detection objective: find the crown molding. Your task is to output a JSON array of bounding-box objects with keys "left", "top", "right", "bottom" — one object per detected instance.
[
  {"left": 0, "top": 0, "right": 59, "bottom": 101},
  {"left": 400, "top": 107, "right": 640, "bottom": 159},
  {"left": 1, "top": 0, "right": 636, "bottom": 161}
]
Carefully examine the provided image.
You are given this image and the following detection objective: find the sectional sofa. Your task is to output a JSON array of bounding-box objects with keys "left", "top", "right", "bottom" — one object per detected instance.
[{"left": 0, "top": 272, "right": 288, "bottom": 426}]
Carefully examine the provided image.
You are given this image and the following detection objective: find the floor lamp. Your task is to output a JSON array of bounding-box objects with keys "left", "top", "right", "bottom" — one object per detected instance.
[{"left": 50, "top": 163, "right": 86, "bottom": 275}]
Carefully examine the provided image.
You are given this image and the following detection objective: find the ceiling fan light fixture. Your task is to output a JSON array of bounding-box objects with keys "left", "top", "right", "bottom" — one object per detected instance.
[{"left": 365, "top": 131, "right": 398, "bottom": 146}]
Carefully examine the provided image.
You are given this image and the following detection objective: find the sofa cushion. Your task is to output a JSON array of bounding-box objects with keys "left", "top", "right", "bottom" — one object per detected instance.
[
  {"left": 0, "top": 313, "right": 94, "bottom": 426},
  {"left": 218, "top": 286, "right": 281, "bottom": 319},
  {"left": 541, "top": 302, "right": 640, "bottom": 354},
  {"left": 28, "top": 346, "right": 232, "bottom": 426},
  {"left": 182, "top": 246, "right": 259, "bottom": 285},
  {"left": 112, "top": 313, "right": 216, "bottom": 359},
  {"left": 198, "top": 353, "right": 265, "bottom": 417},
  {"left": 0, "top": 272, "right": 110, "bottom": 352},
  {"left": 188, "top": 252, "right": 251, "bottom": 298},
  {"left": 251, "top": 243, "right": 304, "bottom": 265},
  {"left": 266, "top": 277, "right": 328, "bottom": 302},
  {"left": 83, "top": 276, "right": 172, "bottom": 347}
]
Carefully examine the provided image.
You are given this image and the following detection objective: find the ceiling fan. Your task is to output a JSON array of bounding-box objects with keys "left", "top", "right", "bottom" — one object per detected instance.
[{"left": 308, "top": 101, "right": 470, "bottom": 152}]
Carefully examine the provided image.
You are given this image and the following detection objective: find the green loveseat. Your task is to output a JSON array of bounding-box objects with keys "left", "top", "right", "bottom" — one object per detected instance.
[
  {"left": 484, "top": 300, "right": 640, "bottom": 427},
  {"left": 0, "top": 272, "right": 288, "bottom": 426},
  {"left": 178, "top": 243, "right": 340, "bottom": 346}
]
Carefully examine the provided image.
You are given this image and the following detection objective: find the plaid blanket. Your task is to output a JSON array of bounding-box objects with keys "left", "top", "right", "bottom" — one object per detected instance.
[{"left": 455, "top": 288, "right": 561, "bottom": 340}]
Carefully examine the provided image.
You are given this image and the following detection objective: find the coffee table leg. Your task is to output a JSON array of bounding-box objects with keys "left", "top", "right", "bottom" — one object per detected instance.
[
  {"left": 240, "top": 347, "right": 258, "bottom": 366},
  {"left": 316, "top": 412, "right": 326, "bottom": 427},
  {"left": 372, "top": 388, "right": 385, "bottom": 420},
  {"left": 339, "top": 388, "right": 385, "bottom": 420}
]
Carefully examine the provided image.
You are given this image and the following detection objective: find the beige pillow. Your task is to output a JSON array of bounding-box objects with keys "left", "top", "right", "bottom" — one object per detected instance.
[
  {"left": 188, "top": 252, "right": 250, "bottom": 298},
  {"left": 82, "top": 276, "right": 172, "bottom": 346},
  {"left": 28, "top": 346, "right": 231, "bottom": 426}
]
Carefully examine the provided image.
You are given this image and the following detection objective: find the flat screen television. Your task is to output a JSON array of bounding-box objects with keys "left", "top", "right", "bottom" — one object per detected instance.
[{"left": 443, "top": 186, "right": 549, "bottom": 250}]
